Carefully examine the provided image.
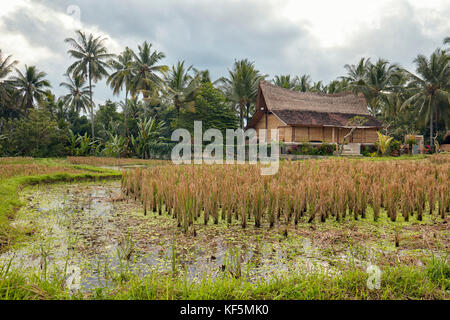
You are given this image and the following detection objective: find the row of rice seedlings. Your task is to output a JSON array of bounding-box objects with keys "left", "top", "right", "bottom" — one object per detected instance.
[{"left": 122, "top": 156, "right": 450, "bottom": 232}]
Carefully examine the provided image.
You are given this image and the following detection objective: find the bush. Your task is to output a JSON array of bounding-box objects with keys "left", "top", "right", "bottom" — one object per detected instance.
[
  {"left": 288, "top": 142, "right": 336, "bottom": 156},
  {"left": 389, "top": 139, "right": 402, "bottom": 156},
  {"left": 361, "top": 144, "right": 377, "bottom": 157},
  {"left": 0, "top": 109, "right": 68, "bottom": 157}
]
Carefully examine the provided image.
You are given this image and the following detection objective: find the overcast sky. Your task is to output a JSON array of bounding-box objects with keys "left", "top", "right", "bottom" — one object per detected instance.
[{"left": 1, "top": 0, "right": 449, "bottom": 104}]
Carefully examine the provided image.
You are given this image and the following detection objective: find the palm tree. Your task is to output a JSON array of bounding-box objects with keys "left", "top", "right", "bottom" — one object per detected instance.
[
  {"left": 0, "top": 50, "right": 18, "bottom": 105},
  {"left": 310, "top": 81, "right": 326, "bottom": 93},
  {"left": 401, "top": 49, "right": 449, "bottom": 146},
  {"left": 364, "top": 59, "right": 402, "bottom": 115},
  {"left": 273, "top": 75, "right": 298, "bottom": 90},
  {"left": 343, "top": 58, "right": 401, "bottom": 115},
  {"left": 65, "top": 30, "right": 114, "bottom": 138},
  {"left": 60, "top": 74, "right": 91, "bottom": 114},
  {"left": 11, "top": 65, "right": 51, "bottom": 110},
  {"left": 164, "top": 61, "right": 200, "bottom": 118},
  {"left": 341, "top": 57, "right": 371, "bottom": 91},
  {"left": 444, "top": 37, "right": 450, "bottom": 45},
  {"left": 107, "top": 47, "right": 134, "bottom": 135},
  {"left": 297, "top": 74, "right": 312, "bottom": 92},
  {"left": 326, "top": 79, "right": 350, "bottom": 94},
  {"left": 217, "top": 59, "right": 265, "bottom": 128},
  {"left": 193, "top": 68, "right": 212, "bottom": 84},
  {"left": 129, "top": 41, "right": 168, "bottom": 99}
]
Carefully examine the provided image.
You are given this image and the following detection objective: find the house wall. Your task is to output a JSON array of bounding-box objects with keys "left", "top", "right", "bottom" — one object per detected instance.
[
  {"left": 252, "top": 114, "right": 379, "bottom": 144},
  {"left": 254, "top": 113, "right": 286, "bottom": 142}
]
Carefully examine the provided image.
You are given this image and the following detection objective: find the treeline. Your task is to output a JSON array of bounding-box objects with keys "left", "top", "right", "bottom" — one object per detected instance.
[{"left": 0, "top": 31, "right": 448, "bottom": 158}]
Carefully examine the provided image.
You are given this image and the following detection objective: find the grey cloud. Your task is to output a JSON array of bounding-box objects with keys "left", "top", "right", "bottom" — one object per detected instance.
[{"left": 2, "top": 0, "right": 449, "bottom": 103}]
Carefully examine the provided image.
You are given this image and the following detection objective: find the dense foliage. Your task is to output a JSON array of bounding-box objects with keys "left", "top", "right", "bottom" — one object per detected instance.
[{"left": 0, "top": 33, "right": 448, "bottom": 158}]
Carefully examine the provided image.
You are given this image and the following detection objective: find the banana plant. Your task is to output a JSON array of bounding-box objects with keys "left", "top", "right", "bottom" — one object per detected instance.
[
  {"left": 76, "top": 132, "right": 97, "bottom": 156},
  {"left": 103, "top": 133, "right": 127, "bottom": 158},
  {"left": 130, "top": 117, "right": 166, "bottom": 159},
  {"left": 67, "top": 129, "right": 79, "bottom": 155},
  {"left": 376, "top": 131, "right": 393, "bottom": 156}
]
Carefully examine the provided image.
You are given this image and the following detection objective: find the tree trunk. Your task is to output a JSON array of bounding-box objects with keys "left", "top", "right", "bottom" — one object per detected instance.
[
  {"left": 124, "top": 90, "right": 129, "bottom": 137},
  {"left": 246, "top": 102, "right": 250, "bottom": 128},
  {"left": 338, "top": 127, "right": 356, "bottom": 156},
  {"left": 239, "top": 103, "right": 244, "bottom": 129},
  {"left": 89, "top": 69, "right": 95, "bottom": 139},
  {"left": 429, "top": 97, "right": 433, "bottom": 147}
]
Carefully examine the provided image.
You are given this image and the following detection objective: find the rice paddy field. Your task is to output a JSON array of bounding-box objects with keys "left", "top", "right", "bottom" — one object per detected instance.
[{"left": 0, "top": 155, "right": 448, "bottom": 300}]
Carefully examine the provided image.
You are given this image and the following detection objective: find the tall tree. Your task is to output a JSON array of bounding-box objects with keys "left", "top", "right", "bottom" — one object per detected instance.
[
  {"left": 364, "top": 59, "right": 402, "bottom": 115},
  {"left": 217, "top": 59, "right": 265, "bottom": 128},
  {"left": 60, "top": 74, "right": 91, "bottom": 114},
  {"left": 401, "top": 49, "right": 450, "bottom": 146},
  {"left": 107, "top": 47, "right": 134, "bottom": 135},
  {"left": 341, "top": 57, "right": 371, "bottom": 91},
  {"left": 272, "top": 75, "right": 298, "bottom": 90},
  {"left": 0, "top": 50, "right": 18, "bottom": 106},
  {"left": 297, "top": 74, "right": 312, "bottom": 92},
  {"left": 164, "top": 61, "right": 200, "bottom": 118},
  {"left": 343, "top": 58, "right": 400, "bottom": 115},
  {"left": 65, "top": 30, "right": 114, "bottom": 138},
  {"left": 129, "top": 41, "right": 168, "bottom": 99},
  {"left": 11, "top": 65, "right": 51, "bottom": 111}
]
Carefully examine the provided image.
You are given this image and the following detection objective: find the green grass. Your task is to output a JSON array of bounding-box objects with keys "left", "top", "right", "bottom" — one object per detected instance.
[{"left": 0, "top": 255, "right": 447, "bottom": 300}]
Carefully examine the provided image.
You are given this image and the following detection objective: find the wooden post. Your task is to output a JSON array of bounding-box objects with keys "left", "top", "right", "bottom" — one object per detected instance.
[{"left": 332, "top": 127, "right": 336, "bottom": 143}]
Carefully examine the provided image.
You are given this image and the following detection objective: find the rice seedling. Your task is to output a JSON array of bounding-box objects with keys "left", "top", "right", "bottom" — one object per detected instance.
[{"left": 122, "top": 155, "right": 450, "bottom": 232}]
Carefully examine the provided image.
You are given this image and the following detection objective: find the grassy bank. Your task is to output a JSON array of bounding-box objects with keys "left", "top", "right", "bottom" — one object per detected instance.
[{"left": 0, "top": 254, "right": 448, "bottom": 300}]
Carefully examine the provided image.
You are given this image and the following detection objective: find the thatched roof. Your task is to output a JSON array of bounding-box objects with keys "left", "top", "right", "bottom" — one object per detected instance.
[
  {"left": 259, "top": 81, "right": 370, "bottom": 114},
  {"left": 247, "top": 81, "right": 382, "bottom": 128},
  {"left": 273, "top": 110, "right": 382, "bottom": 127}
]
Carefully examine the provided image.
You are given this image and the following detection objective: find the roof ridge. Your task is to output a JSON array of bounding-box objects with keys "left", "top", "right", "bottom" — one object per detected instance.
[
  {"left": 260, "top": 80, "right": 357, "bottom": 98},
  {"left": 259, "top": 80, "right": 369, "bottom": 115}
]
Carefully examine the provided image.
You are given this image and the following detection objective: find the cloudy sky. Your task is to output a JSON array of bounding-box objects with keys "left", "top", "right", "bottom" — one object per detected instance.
[{"left": 1, "top": 0, "right": 449, "bottom": 104}]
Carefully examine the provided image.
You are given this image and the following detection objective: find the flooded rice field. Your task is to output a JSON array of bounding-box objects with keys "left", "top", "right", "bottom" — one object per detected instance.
[{"left": 1, "top": 180, "right": 446, "bottom": 292}]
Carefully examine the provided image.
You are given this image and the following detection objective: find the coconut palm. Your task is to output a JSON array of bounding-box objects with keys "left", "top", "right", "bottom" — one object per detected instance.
[
  {"left": 0, "top": 50, "right": 18, "bottom": 105},
  {"left": 272, "top": 75, "right": 298, "bottom": 90},
  {"left": 65, "top": 30, "right": 114, "bottom": 138},
  {"left": 341, "top": 57, "right": 371, "bottom": 90},
  {"left": 164, "top": 61, "right": 200, "bottom": 118},
  {"left": 11, "top": 65, "right": 51, "bottom": 110},
  {"left": 364, "top": 59, "right": 402, "bottom": 115},
  {"left": 217, "top": 59, "right": 265, "bottom": 128},
  {"left": 297, "top": 74, "right": 312, "bottom": 92},
  {"left": 60, "top": 74, "right": 91, "bottom": 114},
  {"left": 326, "top": 79, "right": 350, "bottom": 94},
  {"left": 107, "top": 47, "right": 134, "bottom": 135},
  {"left": 401, "top": 49, "right": 450, "bottom": 146},
  {"left": 193, "top": 68, "right": 212, "bottom": 84},
  {"left": 310, "top": 81, "right": 326, "bottom": 93},
  {"left": 444, "top": 37, "right": 450, "bottom": 45},
  {"left": 128, "top": 41, "right": 168, "bottom": 99}
]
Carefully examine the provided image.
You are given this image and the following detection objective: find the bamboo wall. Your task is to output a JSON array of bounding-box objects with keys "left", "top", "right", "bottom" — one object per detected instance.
[{"left": 253, "top": 114, "right": 379, "bottom": 144}]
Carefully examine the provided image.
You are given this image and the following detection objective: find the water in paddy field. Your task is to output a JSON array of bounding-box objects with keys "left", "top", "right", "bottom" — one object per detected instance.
[{"left": 0, "top": 180, "right": 443, "bottom": 293}]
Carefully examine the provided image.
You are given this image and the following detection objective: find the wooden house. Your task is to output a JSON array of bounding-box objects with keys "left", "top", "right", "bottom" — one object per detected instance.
[{"left": 246, "top": 81, "right": 382, "bottom": 145}]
